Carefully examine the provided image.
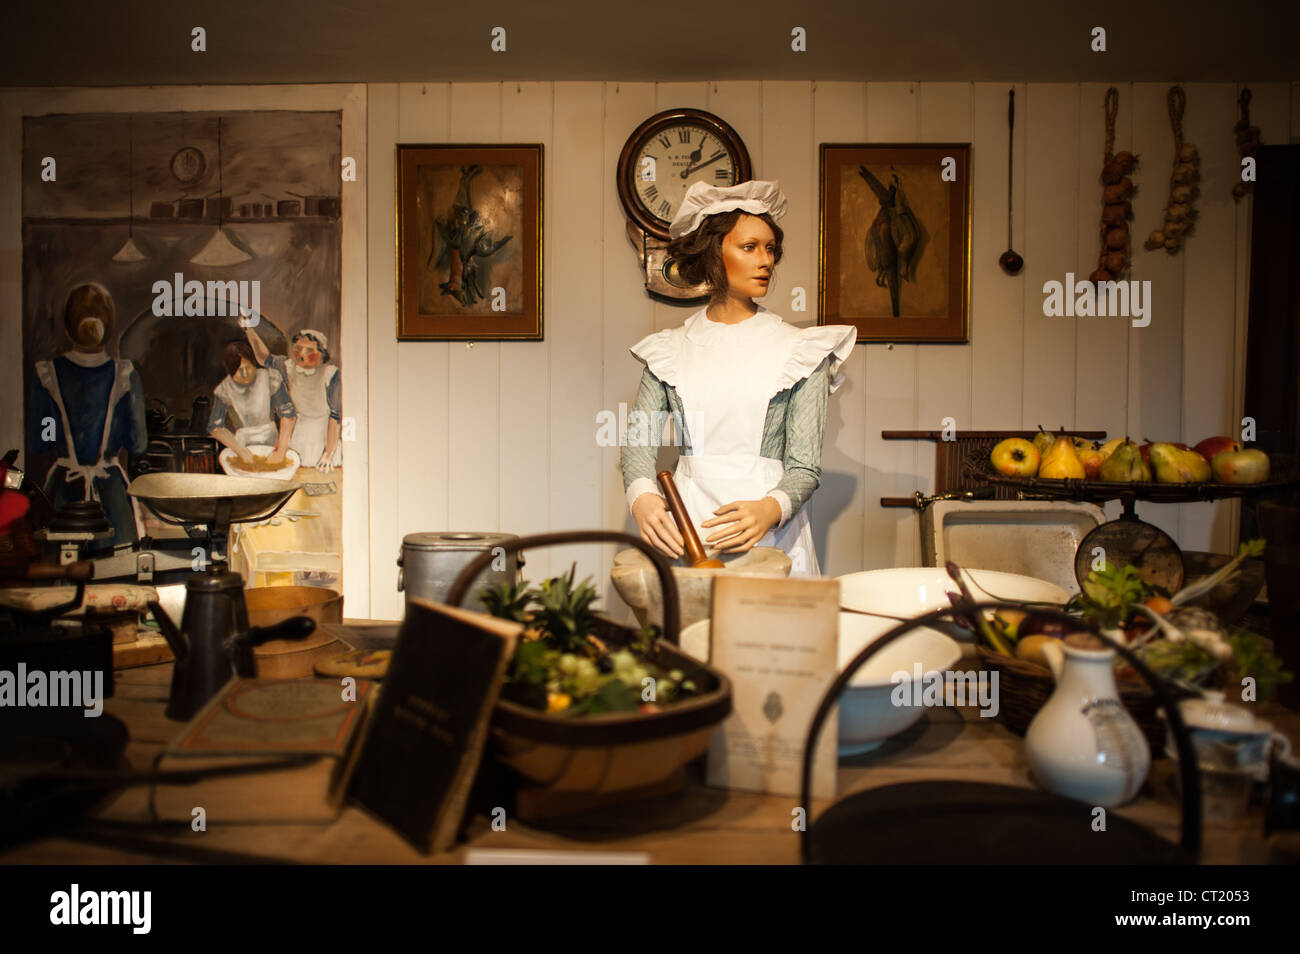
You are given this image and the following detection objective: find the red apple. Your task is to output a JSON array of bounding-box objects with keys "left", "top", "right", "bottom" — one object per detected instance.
[
  {"left": 991, "top": 438, "right": 1040, "bottom": 477},
  {"left": 1211, "top": 448, "right": 1270, "bottom": 484},
  {"left": 1194, "top": 436, "right": 1242, "bottom": 462}
]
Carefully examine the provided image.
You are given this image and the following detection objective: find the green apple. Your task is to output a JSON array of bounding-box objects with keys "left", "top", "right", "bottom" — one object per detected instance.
[{"left": 1211, "top": 448, "right": 1270, "bottom": 484}]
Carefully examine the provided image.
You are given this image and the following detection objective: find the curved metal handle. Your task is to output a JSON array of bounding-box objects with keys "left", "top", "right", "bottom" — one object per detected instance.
[
  {"left": 798, "top": 601, "right": 1202, "bottom": 863},
  {"left": 443, "top": 530, "right": 682, "bottom": 645}
]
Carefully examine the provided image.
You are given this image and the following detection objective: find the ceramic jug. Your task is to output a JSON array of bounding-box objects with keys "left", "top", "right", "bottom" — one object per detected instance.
[{"left": 1025, "top": 632, "right": 1150, "bottom": 807}]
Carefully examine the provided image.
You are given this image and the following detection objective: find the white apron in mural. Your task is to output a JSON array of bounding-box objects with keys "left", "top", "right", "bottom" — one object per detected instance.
[
  {"left": 285, "top": 365, "right": 340, "bottom": 467},
  {"left": 215, "top": 370, "right": 280, "bottom": 447}
]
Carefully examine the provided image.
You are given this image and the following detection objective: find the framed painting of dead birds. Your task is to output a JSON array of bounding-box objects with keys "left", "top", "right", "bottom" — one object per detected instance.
[
  {"left": 396, "top": 144, "right": 543, "bottom": 340},
  {"left": 819, "top": 143, "right": 970, "bottom": 343}
]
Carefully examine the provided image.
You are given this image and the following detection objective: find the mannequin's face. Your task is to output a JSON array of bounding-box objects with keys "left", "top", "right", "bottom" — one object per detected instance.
[
  {"left": 233, "top": 358, "right": 257, "bottom": 385},
  {"left": 292, "top": 337, "right": 322, "bottom": 369},
  {"left": 719, "top": 215, "right": 775, "bottom": 301}
]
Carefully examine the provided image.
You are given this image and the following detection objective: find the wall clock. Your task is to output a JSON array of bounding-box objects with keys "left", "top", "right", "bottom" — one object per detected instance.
[
  {"left": 616, "top": 108, "right": 752, "bottom": 302},
  {"left": 170, "top": 146, "right": 206, "bottom": 185}
]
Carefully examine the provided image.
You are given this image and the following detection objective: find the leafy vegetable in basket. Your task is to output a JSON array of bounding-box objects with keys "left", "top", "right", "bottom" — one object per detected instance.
[
  {"left": 1071, "top": 541, "right": 1291, "bottom": 700},
  {"left": 479, "top": 563, "right": 702, "bottom": 716}
]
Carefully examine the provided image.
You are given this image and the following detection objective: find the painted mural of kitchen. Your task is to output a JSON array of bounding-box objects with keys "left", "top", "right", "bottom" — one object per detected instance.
[{"left": 20, "top": 110, "right": 345, "bottom": 603}]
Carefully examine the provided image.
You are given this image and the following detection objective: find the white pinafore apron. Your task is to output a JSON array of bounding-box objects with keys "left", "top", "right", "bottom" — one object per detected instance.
[
  {"left": 215, "top": 370, "right": 280, "bottom": 447},
  {"left": 284, "top": 365, "right": 340, "bottom": 467},
  {"left": 672, "top": 313, "right": 820, "bottom": 577}
]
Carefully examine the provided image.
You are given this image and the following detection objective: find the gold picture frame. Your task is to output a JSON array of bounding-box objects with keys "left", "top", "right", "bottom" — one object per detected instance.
[
  {"left": 819, "top": 143, "right": 971, "bottom": 343},
  {"left": 396, "top": 143, "right": 543, "bottom": 340}
]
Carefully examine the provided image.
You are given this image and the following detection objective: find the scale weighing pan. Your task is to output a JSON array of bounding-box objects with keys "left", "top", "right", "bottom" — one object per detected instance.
[{"left": 127, "top": 473, "right": 298, "bottom": 526}]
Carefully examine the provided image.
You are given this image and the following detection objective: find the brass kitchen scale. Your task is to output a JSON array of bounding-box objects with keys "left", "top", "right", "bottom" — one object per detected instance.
[{"left": 973, "top": 452, "right": 1300, "bottom": 594}]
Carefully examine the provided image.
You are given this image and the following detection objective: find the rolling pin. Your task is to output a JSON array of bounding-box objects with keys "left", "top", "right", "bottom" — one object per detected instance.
[{"left": 657, "top": 470, "right": 724, "bottom": 568}]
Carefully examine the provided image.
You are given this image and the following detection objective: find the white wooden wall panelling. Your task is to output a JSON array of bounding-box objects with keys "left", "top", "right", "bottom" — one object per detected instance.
[
  {"left": 394, "top": 83, "right": 452, "bottom": 600},
  {"left": 863, "top": 82, "right": 922, "bottom": 568},
  {"left": 1073, "top": 82, "right": 1133, "bottom": 526},
  {"left": 914, "top": 82, "right": 975, "bottom": 564},
  {"left": 500, "top": 82, "right": 557, "bottom": 585},
  {"left": 970, "top": 82, "right": 1028, "bottom": 431},
  {"left": 549, "top": 83, "right": 605, "bottom": 586},
  {"left": 1180, "top": 82, "right": 1244, "bottom": 553},
  {"left": 811, "top": 81, "right": 869, "bottom": 577},
  {"left": 601, "top": 81, "right": 658, "bottom": 620},
  {"left": 1021, "top": 84, "right": 1079, "bottom": 435},
  {"left": 1128, "top": 82, "right": 1187, "bottom": 544},
  {"left": 367, "top": 84, "right": 403, "bottom": 619},
  {"left": 446, "top": 83, "right": 504, "bottom": 541}
]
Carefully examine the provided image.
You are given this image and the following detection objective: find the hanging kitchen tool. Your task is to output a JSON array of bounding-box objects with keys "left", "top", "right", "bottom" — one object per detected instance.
[
  {"left": 998, "top": 88, "right": 1024, "bottom": 275},
  {"left": 799, "top": 602, "right": 1202, "bottom": 863}
]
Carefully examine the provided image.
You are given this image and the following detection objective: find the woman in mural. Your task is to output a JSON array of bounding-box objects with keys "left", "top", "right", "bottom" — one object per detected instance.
[
  {"left": 619, "top": 181, "right": 856, "bottom": 577},
  {"left": 245, "top": 327, "right": 342, "bottom": 473},
  {"left": 208, "top": 340, "right": 297, "bottom": 464},
  {"left": 29, "top": 283, "right": 148, "bottom": 546}
]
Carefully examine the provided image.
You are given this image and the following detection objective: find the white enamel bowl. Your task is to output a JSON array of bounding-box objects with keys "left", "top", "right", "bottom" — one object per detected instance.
[
  {"left": 679, "top": 612, "right": 962, "bottom": 755},
  {"left": 836, "top": 566, "right": 1070, "bottom": 620}
]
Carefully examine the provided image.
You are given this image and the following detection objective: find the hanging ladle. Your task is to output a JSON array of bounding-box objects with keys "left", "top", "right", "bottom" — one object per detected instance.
[{"left": 998, "top": 88, "right": 1024, "bottom": 275}]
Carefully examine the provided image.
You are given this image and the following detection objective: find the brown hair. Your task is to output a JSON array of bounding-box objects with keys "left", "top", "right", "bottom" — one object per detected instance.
[
  {"left": 63, "top": 283, "right": 115, "bottom": 346},
  {"left": 666, "top": 210, "right": 784, "bottom": 301},
  {"left": 222, "top": 340, "right": 257, "bottom": 376}
]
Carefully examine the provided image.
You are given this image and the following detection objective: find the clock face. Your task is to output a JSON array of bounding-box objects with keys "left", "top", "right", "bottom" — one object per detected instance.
[
  {"left": 632, "top": 124, "right": 740, "bottom": 229},
  {"left": 170, "top": 146, "right": 206, "bottom": 185}
]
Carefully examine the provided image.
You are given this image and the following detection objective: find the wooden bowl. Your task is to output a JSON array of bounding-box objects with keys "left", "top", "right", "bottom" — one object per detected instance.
[
  {"left": 490, "top": 616, "right": 731, "bottom": 815},
  {"left": 245, "top": 586, "right": 346, "bottom": 678}
]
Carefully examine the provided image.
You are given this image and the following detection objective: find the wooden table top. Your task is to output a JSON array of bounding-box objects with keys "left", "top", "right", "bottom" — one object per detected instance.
[{"left": 4, "top": 653, "right": 1296, "bottom": 865}]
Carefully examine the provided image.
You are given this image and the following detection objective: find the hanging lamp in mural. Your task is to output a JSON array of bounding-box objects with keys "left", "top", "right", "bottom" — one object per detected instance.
[
  {"left": 190, "top": 116, "right": 252, "bottom": 267},
  {"left": 111, "top": 115, "right": 147, "bottom": 263}
]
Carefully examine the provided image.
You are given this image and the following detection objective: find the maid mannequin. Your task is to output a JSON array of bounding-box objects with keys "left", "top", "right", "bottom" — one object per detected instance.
[{"left": 620, "top": 180, "right": 855, "bottom": 576}]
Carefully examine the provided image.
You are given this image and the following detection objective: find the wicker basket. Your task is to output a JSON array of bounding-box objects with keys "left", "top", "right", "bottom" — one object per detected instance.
[{"left": 976, "top": 644, "right": 1176, "bottom": 753}]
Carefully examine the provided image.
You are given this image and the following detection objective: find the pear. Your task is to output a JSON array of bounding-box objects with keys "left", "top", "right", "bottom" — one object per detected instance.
[
  {"left": 1098, "top": 439, "right": 1151, "bottom": 482},
  {"left": 1150, "top": 442, "right": 1211, "bottom": 483},
  {"left": 1098, "top": 437, "right": 1126, "bottom": 459},
  {"left": 1039, "top": 433, "right": 1086, "bottom": 479},
  {"left": 1032, "top": 427, "right": 1055, "bottom": 459}
]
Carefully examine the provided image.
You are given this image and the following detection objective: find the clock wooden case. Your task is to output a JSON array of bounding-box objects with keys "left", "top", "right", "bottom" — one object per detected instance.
[{"left": 617, "top": 108, "right": 752, "bottom": 302}]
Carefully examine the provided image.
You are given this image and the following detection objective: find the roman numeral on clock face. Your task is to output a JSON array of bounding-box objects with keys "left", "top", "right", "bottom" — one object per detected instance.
[
  {"left": 643, "top": 184, "right": 659, "bottom": 202},
  {"left": 658, "top": 199, "right": 671, "bottom": 217},
  {"left": 678, "top": 128, "right": 692, "bottom": 144},
  {"left": 657, "top": 134, "right": 671, "bottom": 150},
  {"left": 715, "top": 167, "right": 730, "bottom": 181}
]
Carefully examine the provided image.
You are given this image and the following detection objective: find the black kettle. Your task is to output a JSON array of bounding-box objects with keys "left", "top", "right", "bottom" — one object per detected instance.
[{"left": 148, "top": 572, "right": 316, "bottom": 721}]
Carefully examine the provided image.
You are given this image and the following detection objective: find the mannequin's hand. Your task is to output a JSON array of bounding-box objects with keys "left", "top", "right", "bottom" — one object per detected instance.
[
  {"left": 701, "top": 498, "right": 781, "bottom": 554},
  {"left": 631, "top": 493, "right": 684, "bottom": 560}
]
